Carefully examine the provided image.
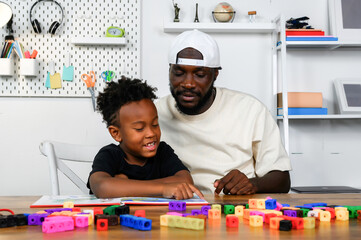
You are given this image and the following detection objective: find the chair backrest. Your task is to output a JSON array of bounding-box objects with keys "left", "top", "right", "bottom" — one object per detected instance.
[{"left": 39, "top": 141, "right": 98, "bottom": 195}]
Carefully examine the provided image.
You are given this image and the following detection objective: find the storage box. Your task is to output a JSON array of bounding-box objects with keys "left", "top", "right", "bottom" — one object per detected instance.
[
  {"left": 0, "top": 58, "right": 14, "bottom": 76},
  {"left": 19, "top": 58, "right": 38, "bottom": 76},
  {"left": 277, "top": 92, "right": 323, "bottom": 108}
]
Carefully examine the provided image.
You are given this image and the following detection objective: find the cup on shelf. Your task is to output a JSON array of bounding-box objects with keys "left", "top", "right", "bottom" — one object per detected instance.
[
  {"left": 19, "top": 58, "right": 39, "bottom": 77},
  {"left": 0, "top": 58, "right": 15, "bottom": 76}
]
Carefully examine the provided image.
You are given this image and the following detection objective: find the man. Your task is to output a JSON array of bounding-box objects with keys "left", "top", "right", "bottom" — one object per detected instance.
[{"left": 156, "top": 29, "right": 291, "bottom": 195}]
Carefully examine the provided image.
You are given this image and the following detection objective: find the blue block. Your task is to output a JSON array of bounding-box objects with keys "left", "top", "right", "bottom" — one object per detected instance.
[
  {"left": 304, "top": 202, "right": 327, "bottom": 208},
  {"left": 133, "top": 217, "right": 152, "bottom": 231},
  {"left": 295, "top": 205, "right": 312, "bottom": 210},
  {"left": 120, "top": 214, "right": 134, "bottom": 228},
  {"left": 265, "top": 199, "right": 277, "bottom": 209},
  {"left": 282, "top": 204, "right": 290, "bottom": 207}
]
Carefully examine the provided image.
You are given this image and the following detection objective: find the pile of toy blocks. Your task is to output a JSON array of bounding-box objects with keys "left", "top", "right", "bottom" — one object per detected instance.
[
  {"left": 160, "top": 198, "right": 361, "bottom": 231},
  {"left": 0, "top": 201, "right": 152, "bottom": 233}
]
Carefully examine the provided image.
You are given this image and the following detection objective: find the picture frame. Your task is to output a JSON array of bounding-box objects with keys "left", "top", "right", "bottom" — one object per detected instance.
[
  {"left": 334, "top": 78, "right": 361, "bottom": 114},
  {"left": 328, "top": 0, "right": 361, "bottom": 42}
]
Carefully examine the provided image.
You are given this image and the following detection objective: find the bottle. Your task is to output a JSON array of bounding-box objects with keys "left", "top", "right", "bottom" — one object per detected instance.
[{"left": 248, "top": 11, "right": 257, "bottom": 23}]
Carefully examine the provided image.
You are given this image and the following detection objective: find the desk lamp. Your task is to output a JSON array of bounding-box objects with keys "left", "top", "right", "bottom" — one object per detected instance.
[{"left": 0, "top": 1, "right": 14, "bottom": 41}]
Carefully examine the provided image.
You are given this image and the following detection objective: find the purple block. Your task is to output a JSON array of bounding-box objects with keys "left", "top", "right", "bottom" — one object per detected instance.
[
  {"left": 201, "top": 205, "right": 211, "bottom": 216},
  {"left": 250, "top": 211, "right": 265, "bottom": 222},
  {"left": 284, "top": 210, "right": 297, "bottom": 218},
  {"left": 191, "top": 209, "right": 202, "bottom": 216},
  {"left": 28, "top": 213, "right": 49, "bottom": 225},
  {"left": 182, "top": 213, "right": 192, "bottom": 217},
  {"left": 44, "top": 208, "right": 72, "bottom": 214},
  {"left": 168, "top": 201, "right": 186, "bottom": 211}
]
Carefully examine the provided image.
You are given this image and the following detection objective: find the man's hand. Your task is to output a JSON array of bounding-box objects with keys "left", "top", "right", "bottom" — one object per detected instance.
[
  {"left": 214, "top": 169, "right": 257, "bottom": 195},
  {"left": 162, "top": 183, "right": 204, "bottom": 200}
]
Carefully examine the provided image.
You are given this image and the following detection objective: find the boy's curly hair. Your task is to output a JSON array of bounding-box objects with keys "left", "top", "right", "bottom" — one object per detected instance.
[{"left": 97, "top": 76, "right": 158, "bottom": 127}]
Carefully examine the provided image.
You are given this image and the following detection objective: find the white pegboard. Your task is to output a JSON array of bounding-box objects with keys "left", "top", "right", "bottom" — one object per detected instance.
[{"left": 0, "top": 0, "right": 140, "bottom": 97}]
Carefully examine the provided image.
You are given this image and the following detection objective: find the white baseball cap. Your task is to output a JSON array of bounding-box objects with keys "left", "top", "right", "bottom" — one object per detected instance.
[{"left": 168, "top": 29, "right": 221, "bottom": 69}]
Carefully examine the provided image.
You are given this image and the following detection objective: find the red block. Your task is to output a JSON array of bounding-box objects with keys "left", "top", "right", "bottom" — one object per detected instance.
[
  {"left": 72, "top": 207, "right": 81, "bottom": 212},
  {"left": 325, "top": 208, "right": 336, "bottom": 219},
  {"left": 93, "top": 207, "right": 103, "bottom": 216},
  {"left": 226, "top": 215, "right": 239, "bottom": 228},
  {"left": 265, "top": 213, "right": 277, "bottom": 224},
  {"left": 283, "top": 216, "right": 304, "bottom": 230},
  {"left": 97, "top": 219, "right": 108, "bottom": 231},
  {"left": 134, "top": 210, "right": 146, "bottom": 218},
  {"left": 357, "top": 210, "right": 361, "bottom": 220}
]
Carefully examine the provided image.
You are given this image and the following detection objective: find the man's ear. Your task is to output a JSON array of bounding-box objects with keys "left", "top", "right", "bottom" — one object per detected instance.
[
  {"left": 213, "top": 69, "right": 219, "bottom": 81},
  {"left": 108, "top": 125, "right": 122, "bottom": 142}
]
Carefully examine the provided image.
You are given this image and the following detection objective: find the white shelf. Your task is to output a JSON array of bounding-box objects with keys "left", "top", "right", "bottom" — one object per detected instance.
[
  {"left": 277, "top": 114, "right": 361, "bottom": 120},
  {"left": 71, "top": 37, "right": 126, "bottom": 46},
  {"left": 163, "top": 22, "right": 276, "bottom": 33},
  {"left": 275, "top": 41, "right": 361, "bottom": 50}
]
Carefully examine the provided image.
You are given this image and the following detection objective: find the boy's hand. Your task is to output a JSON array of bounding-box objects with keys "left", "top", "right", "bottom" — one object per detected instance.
[{"left": 162, "top": 183, "right": 204, "bottom": 200}]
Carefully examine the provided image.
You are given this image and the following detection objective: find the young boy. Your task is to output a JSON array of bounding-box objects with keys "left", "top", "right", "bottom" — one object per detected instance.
[{"left": 87, "top": 76, "right": 203, "bottom": 200}]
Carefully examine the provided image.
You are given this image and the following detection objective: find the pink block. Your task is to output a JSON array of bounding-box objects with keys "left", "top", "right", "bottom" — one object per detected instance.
[
  {"left": 75, "top": 216, "right": 88, "bottom": 228},
  {"left": 44, "top": 216, "right": 74, "bottom": 231},
  {"left": 250, "top": 211, "right": 266, "bottom": 222},
  {"left": 167, "top": 211, "right": 183, "bottom": 216}
]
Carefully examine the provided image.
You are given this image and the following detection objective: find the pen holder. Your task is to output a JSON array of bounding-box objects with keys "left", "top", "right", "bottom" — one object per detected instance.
[
  {"left": 0, "top": 58, "right": 15, "bottom": 76},
  {"left": 20, "top": 59, "right": 39, "bottom": 77}
]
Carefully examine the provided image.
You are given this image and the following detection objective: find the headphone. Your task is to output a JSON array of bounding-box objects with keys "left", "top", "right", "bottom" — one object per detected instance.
[{"left": 29, "top": 0, "right": 64, "bottom": 35}]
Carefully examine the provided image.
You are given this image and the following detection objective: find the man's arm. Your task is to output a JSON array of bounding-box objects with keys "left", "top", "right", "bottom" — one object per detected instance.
[
  {"left": 214, "top": 169, "right": 290, "bottom": 195},
  {"left": 90, "top": 170, "right": 204, "bottom": 199}
]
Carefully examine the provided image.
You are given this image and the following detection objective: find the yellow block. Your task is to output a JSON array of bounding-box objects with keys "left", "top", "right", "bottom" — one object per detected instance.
[
  {"left": 249, "top": 215, "right": 263, "bottom": 227},
  {"left": 211, "top": 204, "right": 221, "bottom": 212},
  {"left": 303, "top": 217, "right": 316, "bottom": 229},
  {"left": 319, "top": 211, "right": 331, "bottom": 222},
  {"left": 160, "top": 215, "right": 170, "bottom": 226},
  {"left": 256, "top": 199, "right": 266, "bottom": 210},
  {"left": 336, "top": 210, "right": 349, "bottom": 221},
  {"left": 235, "top": 205, "right": 244, "bottom": 217}
]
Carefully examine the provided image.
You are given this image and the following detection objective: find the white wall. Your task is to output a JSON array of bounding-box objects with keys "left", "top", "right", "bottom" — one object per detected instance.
[{"left": 1, "top": 0, "right": 360, "bottom": 196}]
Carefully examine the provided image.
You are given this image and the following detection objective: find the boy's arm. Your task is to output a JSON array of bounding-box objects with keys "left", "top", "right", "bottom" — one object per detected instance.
[{"left": 89, "top": 171, "right": 203, "bottom": 199}]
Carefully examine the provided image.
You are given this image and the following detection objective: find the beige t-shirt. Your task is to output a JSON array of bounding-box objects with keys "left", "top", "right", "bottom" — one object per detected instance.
[{"left": 156, "top": 87, "right": 291, "bottom": 194}]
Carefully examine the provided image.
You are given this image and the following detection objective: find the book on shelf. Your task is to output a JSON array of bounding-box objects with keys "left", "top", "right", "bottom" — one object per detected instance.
[
  {"left": 286, "top": 30, "right": 325, "bottom": 36},
  {"left": 286, "top": 36, "right": 338, "bottom": 41},
  {"left": 277, "top": 108, "right": 328, "bottom": 116},
  {"left": 277, "top": 92, "right": 323, "bottom": 108}
]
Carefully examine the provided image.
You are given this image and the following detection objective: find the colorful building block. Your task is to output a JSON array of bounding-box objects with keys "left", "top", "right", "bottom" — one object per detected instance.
[
  {"left": 235, "top": 205, "right": 245, "bottom": 217},
  {"left": 167, "top": 211, "right": 183, "bottom": 216},
  {"left": 188, "top": 217, "right": 204, "bottom": 230},
  {"left": 201, "top": 205, "right": 211, "bottom": 216},
  {"left": 97, "top": 219, "right": 108, "bottom": 231},
  {"left": 283, "top": 216, "right": 304, "bottom": 230},
  {"left": 5, "top": 215, "right": 16, "bottom": 227},
  {"left": 319, "top": 211, "right": 331, "bottom": 222},
  {"left": 160, "top": 215, "right": 170, "bottom": 226},
  {"left": 250, "top": 211, "right": 265, "bottom": 222},
  {"left": 256, "top": 199, "right": 266, "bottom": 209},
  {"left": 93, "top": 207, "right": 103, "bottom": 216},
  {"left": 187, "top": 215, "right": 207, "bottom": 228},
  {"left": 357, "top": 210, "right": 361, "bottom": 220},
  {"left": 166, "top": 215, "right": 178, "bottom": 228},
  {"left": 284, "top": 210, "right": 297, "bottom": 218},
  {"left": 249, "top": 199, "right": 258, "bottom": 209},
  {"left": 303, "top": 217, "right": 316, "bottom": 229},
  {"left": 14, "top": 214, "right": 27, "bottom": 226},
  {"left": 265, "top": 213, "right": 277, "bottom": 224},
  {"left": 133, "top": 217, "right": 152, "bottom": 231},
  {"left": 270, "top": 217, "right": 284, "bottom": 230},
  {"left": 74, "top": 216, "right": 88, "bottom": 227},
  {"left": 134, "top": 210, "right": 146, "bottom": 218},
  {"left": 211, "top": 204, "right": 221, "bottom": 212},
  {"left": 325, "top": 208, "right": 335, "bottom": 219},
  {"left": 191, "top": 209, "right": 202, "bottom": 216},
  {"left": 226, "top": 214, "right": 239, "bottom": 228},
  {"left": 63, "top": 201, "right": 74, "bottom": 208},
  {"left": 249, "top": 215, "right": 263, "bottom": 227},
  {"left": 307, "top": 210, "right": 319, "bottom": 218},
  {"left": 208, "top": 209, "right": 221, "bottom": 220},
  {"left": 28, "top": 213, "right": 49, "bottom": 225},
  {"left": 279, "top": 220, "right": 292, "bottom": 231},
  {"left": 336, "top": 210, "right": 349, "bottom": 221},
  {"left": 115, "top": 205, "right": 130, "bottom": 215},
  {"left": 224, "top": 205, "right": 235, "bottom": 215},
  {"left": 169, "top": 201, "right": 186, "bottom": 211},
  {"left": 265, "top": 199, "right": 277, "bottom": 210}
]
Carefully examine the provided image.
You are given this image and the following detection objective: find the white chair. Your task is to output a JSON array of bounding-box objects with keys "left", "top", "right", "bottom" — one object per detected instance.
[{"left": 39, "top": 141, "right": 99, "bottom": 195}]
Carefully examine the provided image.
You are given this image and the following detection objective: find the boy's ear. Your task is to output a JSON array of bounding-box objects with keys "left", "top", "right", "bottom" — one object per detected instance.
[{"left": 108, "top": 125, "right": 122, "bottom": 142}]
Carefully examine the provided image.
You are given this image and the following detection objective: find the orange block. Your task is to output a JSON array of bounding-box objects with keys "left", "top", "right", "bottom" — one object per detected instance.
[
  {"left": 336, "top": 210, "right": 349, "bottom": 221},
  {"left": 234, "top": 206, "right": 244, "bottom": 217},
  {"left": 319, "top": 211, "right": 331, "bottom": 222},
  {"left": 270, "top": 217, "right": 284, "bottom": 230},
  {"left": 208, "top": 209, "right": 221, "bottom": 220},
  {"left": 249, "top": 199, "right": 258, "bottom": 209},
  {"left": 249, "top": 215, "right": 263, "bottom": 227},
  {"left": 243, "top": 209, "right": 252, "bottom": 220},
  {"left": 303, "top": 217, "right": 315, "bottom": 229}
]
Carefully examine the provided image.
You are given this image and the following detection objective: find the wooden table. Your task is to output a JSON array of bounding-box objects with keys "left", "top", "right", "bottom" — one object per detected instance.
[{"left": 1, "top": 194, "right": 361, "bottom": 239}]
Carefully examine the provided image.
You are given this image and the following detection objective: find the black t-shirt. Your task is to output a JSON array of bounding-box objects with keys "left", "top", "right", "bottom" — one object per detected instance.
[{"left": 86, "top": 141, "right": 188, "bottom": 190}]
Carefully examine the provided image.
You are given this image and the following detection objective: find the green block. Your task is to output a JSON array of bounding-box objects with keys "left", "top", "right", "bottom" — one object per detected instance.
[
  {"left": 224, "top": 205, "right": 235, "bottom": 215},
  {"left": 301, "top": 208, "right": 310, "bottom": 218},
  {"left": 246, "top": 204, "right": 249, "bottom": 209},
  {"left": 174, "top": 216, "right": 183, "bottom": 228},
  {"left": 103, "top": 205, "right": 118, "bottom": 215},
  {"left": 212, "top": 204, "right": 222, "bottom": 212}
]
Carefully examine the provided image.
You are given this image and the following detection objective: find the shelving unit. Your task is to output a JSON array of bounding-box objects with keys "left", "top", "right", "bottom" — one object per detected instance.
[
  {"left": 163, "top": 21, "right": 276, "bottom": 33},
  {"left": 70, "top": 37, "right": 127, "bottom": 46},
  {"left": 273, "top": 15, "right": 361, "bottom": 153}
]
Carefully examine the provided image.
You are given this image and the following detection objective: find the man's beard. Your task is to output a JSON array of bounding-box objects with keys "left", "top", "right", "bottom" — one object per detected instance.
[{"left": 170, "top": 82, "right": 215, "bottom": 115}]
